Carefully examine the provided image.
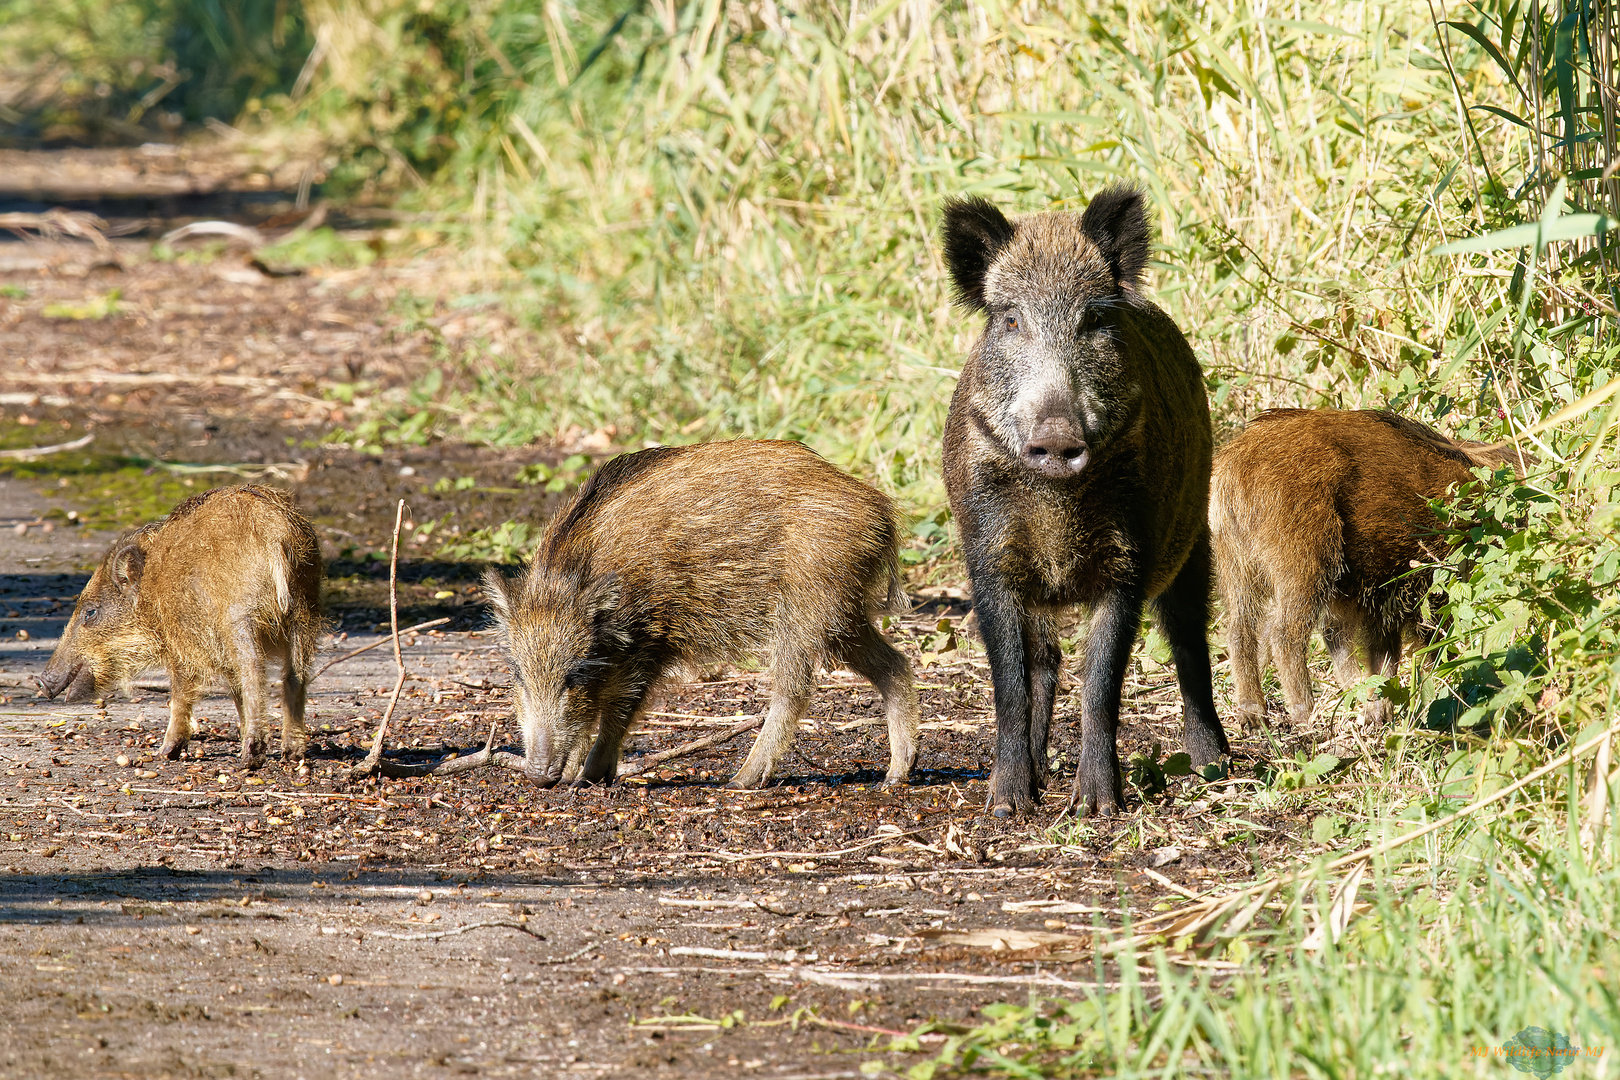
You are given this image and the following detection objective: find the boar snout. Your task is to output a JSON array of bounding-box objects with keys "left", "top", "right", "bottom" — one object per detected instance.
[
  {"left": 38, "top": 660, "right": 96, "bottom": 702},
  {"left": 1021, "top": 417, "right": 1089, "bottom": 478}
]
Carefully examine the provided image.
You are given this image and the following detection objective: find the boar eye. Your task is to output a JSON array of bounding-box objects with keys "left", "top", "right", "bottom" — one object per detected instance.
[
  {"left": 1079, "top": 307, "right": 1102, "bottom": 332},
  {"left": 81, "top": 607, "right": 99, "bottom": 624},
  {"left": 563, "top": 661, "right": 593, "bottom": 690},
  {"left": 1003, "top": 312, "right": 1021, "bottom": 334}
]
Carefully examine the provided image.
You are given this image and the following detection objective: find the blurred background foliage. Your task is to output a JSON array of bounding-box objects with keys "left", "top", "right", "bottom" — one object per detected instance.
[{"left": 0, "top": 0, "right": 313, "bottom": 143}]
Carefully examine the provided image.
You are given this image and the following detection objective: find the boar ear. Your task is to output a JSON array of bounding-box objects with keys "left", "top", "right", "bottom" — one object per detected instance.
[
  {"left": 941, "top": 196, "right": 1016, "bottom": 311},
  {"left": 1079, "top": 186, "right": 1151, "bottom": 291},
  {"left": 481, "top": 567, "right": 515, "bottom": 625},
  {"left": 110, "top": 542, "right": 145, "bottom": 593},
  {"left": 580, "top": 573, "right": 628, "bottom": 647}
]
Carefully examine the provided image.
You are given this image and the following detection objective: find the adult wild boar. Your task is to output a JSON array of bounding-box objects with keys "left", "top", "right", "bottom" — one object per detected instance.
[
  {"left": 483, "top": 440, "right": 920, "bottom": 789},
  {"left": 39, "top": 485, "right": 323, "bottom": 767},
  {"left": 940, "top": 187, "right": 1229, "bottom": 817},
  {"left": 1211, "top": 408, "right": 1523, "bottom": 728}
]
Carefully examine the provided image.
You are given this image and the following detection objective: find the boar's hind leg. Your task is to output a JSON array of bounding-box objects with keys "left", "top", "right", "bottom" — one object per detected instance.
[
  {"left": 227, "top": 625, "right": 272, "bottom": 768},
  {"left": 280, "top": 662, "right": 309, "bottom": 762},
  {"left": 1265, "top": 587, "right": 1321, "bottom": 727},
  {"left": 1359, "top": 618, "right": 1404, "bottom": 726},
  {"left": 972, "top": 583, "right": 1042, "bottom": 818},
  {"left": 1151, "top": 534, "right": 1230, "bottom": 767},
  {"left": 1072, "top": 586, "right": 1144, "bottom": 817},
  {"left": 1227, "top": 600, "right": 1267, "bottom": 730},
  {"left": 160, "top": 674, "right": 202, "bottom": 759},
  {"left": 836, "top": 623, "right": 920, "bottom": 786},
  {"left": 728, "top": 652, "right": 815, "bottom": 790}
]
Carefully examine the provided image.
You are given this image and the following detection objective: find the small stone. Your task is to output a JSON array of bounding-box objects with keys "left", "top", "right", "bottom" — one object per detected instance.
[
  {"left": 416, "top": 891, "right": 433, "bottom": 905},
  {"left": 965, "top": 892, "right": 983, "bottom": 902},
  {"left": 185, "top": 925, "right": 201, "bottom": 935},
  {"left": 115, "top": 755, "right": 131, "bottom": 768},
  {"left": 328, "top": 973, "right": 343, "bottom": 986},
  {"left": 14, "top": 630, "right": 27, "bottom": 642}
]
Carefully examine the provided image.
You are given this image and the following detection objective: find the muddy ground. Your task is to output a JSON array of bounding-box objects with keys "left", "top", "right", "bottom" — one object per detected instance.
[{"left": 0, "top": 158, "right": 1329, "bottom": 1079}]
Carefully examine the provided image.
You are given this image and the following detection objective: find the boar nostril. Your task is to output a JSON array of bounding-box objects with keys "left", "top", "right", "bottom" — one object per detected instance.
[{"left": 1021, "top": 426, "right": 1090, "bottom": 477}]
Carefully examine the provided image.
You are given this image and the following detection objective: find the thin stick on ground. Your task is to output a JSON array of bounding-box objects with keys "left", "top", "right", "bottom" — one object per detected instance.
[
  {"left": 617, "top": 714, "right": 764, "bottom": 778},
  {"left": 0, "top": 433, "right": 94, "bottom": 461},
  {"left": 350, "top": 500, "right": 408, "bottom": 779},
  {"left": 314, "top": 617, "right": 451, "bottom": 679},
  {"left": 375, "top": 712, "right": 766, "bottom": 780}
]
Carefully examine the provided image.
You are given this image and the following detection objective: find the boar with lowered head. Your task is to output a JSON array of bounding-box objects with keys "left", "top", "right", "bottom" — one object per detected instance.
[
  {"left": 39, "top": 485, "right": 323, "bottom": 767},
  {"left": 1211, "top": 408, "right": 1524, "bottom": 729},
  {"left": 482, "top": 440, "right": 920, "bottom": 789},
  {"left": 940, "top": 187, "right": 1229, "bottom": 817}
]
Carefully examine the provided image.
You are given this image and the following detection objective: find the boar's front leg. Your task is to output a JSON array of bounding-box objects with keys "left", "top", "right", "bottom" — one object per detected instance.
[
  {"left": 1150, "top": 533, "right": 1229, "bottom": 767},
  {"left": 1073, "top": 584, "right": 1144, "bottom": 817},
  {"left": 1025, "top": 615, "right": 1062, "bottom": 791},
  {"left": 973, "top": 575, "right": 1043, "bottom": 818},
  {"left": 578, "top": 662, "right": 659, "bottom": 786},
  {"left": 160, "top": 671, "right": 203, "bottom": 760},
  {"left": 835, "top": 622, "right": 920, "bottom": 786}
]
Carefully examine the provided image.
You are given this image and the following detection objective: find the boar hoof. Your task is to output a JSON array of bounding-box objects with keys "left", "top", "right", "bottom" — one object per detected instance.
[
  {"left": 985, "top": 765, "right": 1040, "bottom": 818},
  {"left": 1072, "top": 768, "right": 1123, "bottom": 818},
  {"left": 1234, "top": 704, "right": 1267, "bottom": 732},
  {"left": 160, "top": 739, "right": 188, "bottom": 760},
  {"left": 1361, "top": 698, "right": 1394, "bottom": 726}
]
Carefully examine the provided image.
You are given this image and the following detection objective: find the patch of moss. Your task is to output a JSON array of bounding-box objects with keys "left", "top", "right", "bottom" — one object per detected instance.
[{"left": 0, "top": 420, "right": 253, "bottom": 532}]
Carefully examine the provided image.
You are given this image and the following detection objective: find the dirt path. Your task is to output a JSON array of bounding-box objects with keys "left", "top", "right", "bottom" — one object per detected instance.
[{"left": 0, "top": 207, "right": 1298, "bottom": 1079}]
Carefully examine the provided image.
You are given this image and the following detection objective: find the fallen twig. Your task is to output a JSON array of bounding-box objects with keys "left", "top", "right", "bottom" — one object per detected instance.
[
  {"left": 372, "top": 722, "right": 527, "bottom": 778},
  {"left": 314, "top": 618, "right": 451, "bottom": 679},
  {"left": 617, "top": 715, "right": 763, "bottom": 778},
  {"left": 367, "top": 709, "right": 765, "bottom": 781},
  {"left": 0, "top": 433, "right": 94, "bottom": 461},
  {"left": 669, "top": 827, "right": 932, "bottom": 864},
  {"left": 351, "top": 502, "right": 409, "bottom": 779},
  {"left": 0, "top": 209, "right": 114, "bottom": 256},
  {"left": 160, "top": 220, "right": 265, "bottom": 248},
  {"left": 368, "top": 919, "right": 545, "bottom": 942}
]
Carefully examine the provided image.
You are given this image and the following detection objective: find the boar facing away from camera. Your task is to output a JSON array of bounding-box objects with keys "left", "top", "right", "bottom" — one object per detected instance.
[
  {"left": 940, "top": 187, "right": 1229, "bottom": 818},
  {"left": 39, "top": 485, "right": 323, "bottom": 767},
  {"left": 482, "top": 440, "right": 920, "bottom": 789},
  {"left": 1211, "top": 409, "right": 1523, "bottom": 729}
]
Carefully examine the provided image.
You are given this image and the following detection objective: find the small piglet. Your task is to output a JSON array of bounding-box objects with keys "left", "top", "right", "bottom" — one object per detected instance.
[
  {"left": 39, "top": 485, "right": 323, "bottom": 767},
  {"left": 482, "top": 440, "right": 920, "bottom": 789},
  {"left": 1211, "top": 408, "right": 1523, "bottom": 728}
]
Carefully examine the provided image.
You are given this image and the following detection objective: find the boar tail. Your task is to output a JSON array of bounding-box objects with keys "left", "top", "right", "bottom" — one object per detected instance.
[
  {"left": 879, "top": 505, "right": 910, "bottom": 618},
  {"left": 271, "top": 546, "right": 293, "bottom": 615},
  {"left": 1461, "top": 438, "right": 1535, "bottom": 477},
  {"left": 883, "top": 554, "right": 909, "bottom": 618}
]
